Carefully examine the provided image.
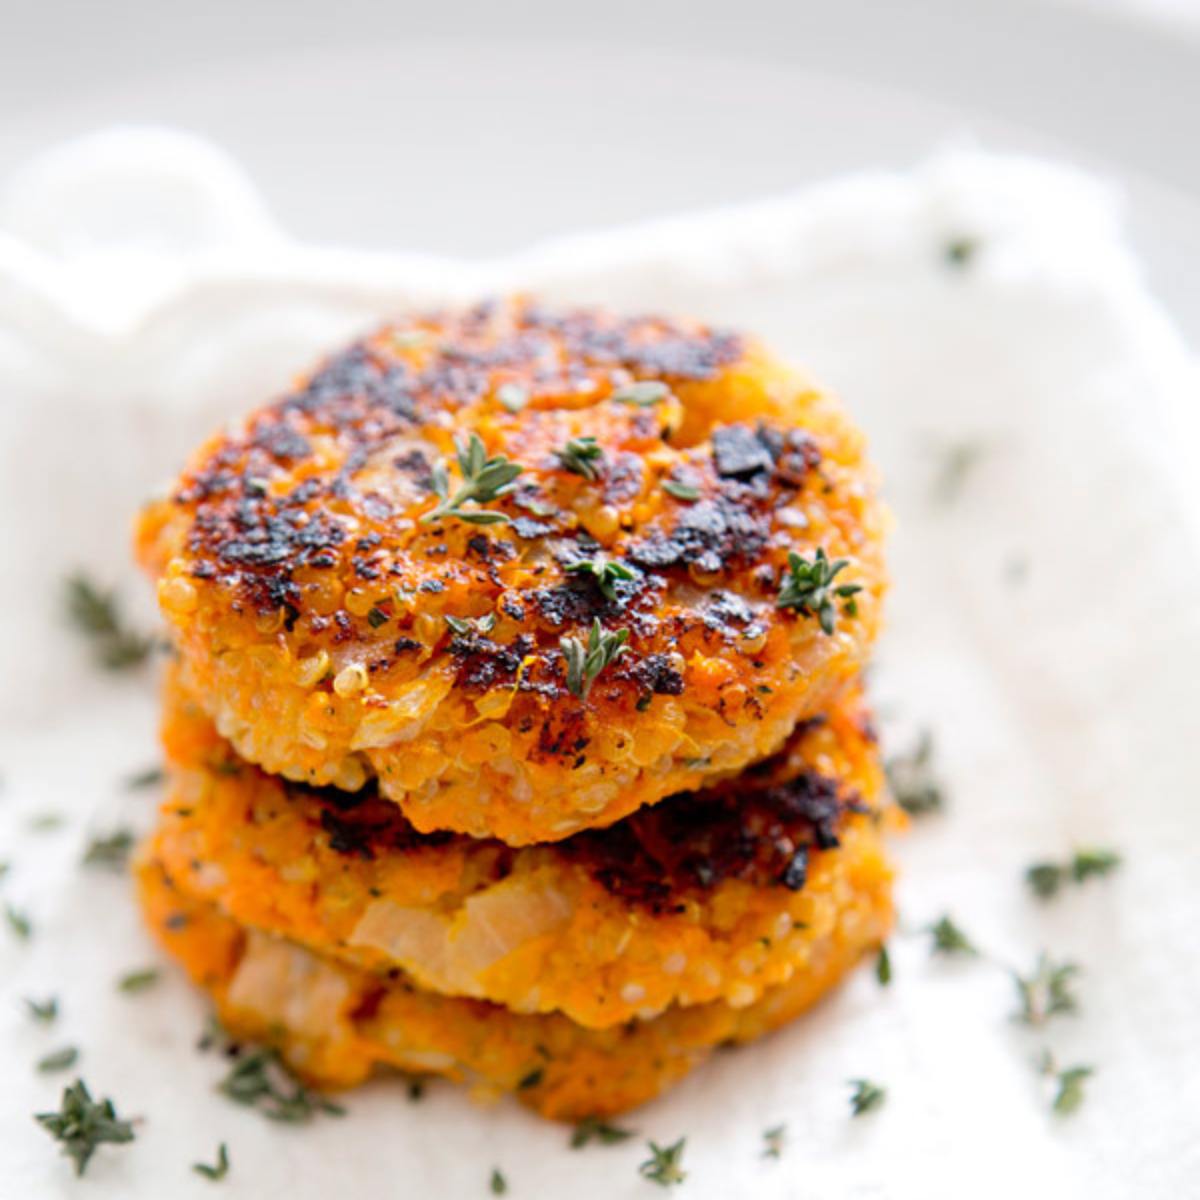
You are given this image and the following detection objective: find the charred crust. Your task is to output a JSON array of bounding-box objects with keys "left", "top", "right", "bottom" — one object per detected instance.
[
  {"left": 626, "top": 488, "right": 772, "bottom": 575},
  {"left": 448, "top": 632, "right": 535, "bottom": 691},
  {"left": 566, "top": 768, "right": 863, "bottom": 909}
]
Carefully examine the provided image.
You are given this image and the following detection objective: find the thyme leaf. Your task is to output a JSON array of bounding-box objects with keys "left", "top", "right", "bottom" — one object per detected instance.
[
  {"left": 761, "top": 1124, "right": 786, "bottom": 1158},
  {"left": 561, "top": 620, "right": 630, "bottom": 699},
  {"left": 1025, "top": 847, "right": 1121, "bottom": 900},
  {"left": 35, "top": 1079, "right": 136, "bottom": 1176},
  {"left": 193, "top": 1142, "right": 230, "bottom": 1181},
  {"left": 611, "top": 381, "right": 669, "bottom": 407},
  {"left": 217, "top": 1046, "right": 345, "bottom": 1123},
  {"left": 848, "top": 1078, "right": 886, "bottom": 1117},
  {"left": 82, "top": 828, "right": 135, "bottom": 871},
  {"left": 885, "top": 731, "right": 944, "bottom": 818},
  {"left": 554, "top": 436, "right": 605, "bottom": 481},
  {"left": 117, "top": 968, "right": 160, "bottom": 994},
  {"left": 420, "top": 434, "right": 523, "bottom": 526},
  {"left": 928, "top": 915, "right": 978, "bottom": 957},
  {"left": 638, "top": 1138, "right": 687, "bottom": 1187},
  {"left": 65, "top": 574, "right": 154, "bottom": 671},
  {"left": 37, "top": 1046, "right": 80, "bottom": 1074},
  {"left": 565, "top": 556, "right": 636, "bottom": 600},
  {"left": 570, "top": 1116, "right": 635, "bottom": 1148},
  {"left": 1013, "top": 954, "right": 1080, "bottom": 1025},
  {"left": 776, "top": 548, "right": 861, "bottom": 634}
]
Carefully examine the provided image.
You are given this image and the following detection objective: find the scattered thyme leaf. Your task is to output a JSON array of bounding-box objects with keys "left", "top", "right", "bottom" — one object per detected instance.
[
  {"left": 570, "top": 1116, "right": 635, "bottom": 1148},
  {"left": 420, "top": 434, "right": 523, "bottom": 526},
  {"left": 565, "top": 556, "right": 636, "bottom": 600},
  {"left": 125, "top": 765, "right": 164, "bottom": 790},
  {"left": 1051, "top": 1065, "right": 1093, "bottom": 1116},
  {"left": 761, "top": 1124, "right": 786, "bottom": 1159},
  {"left": 445, "top": 612, "right": 497, "bottom": 637},
  {"left": 928, "top": 915, "right": 978, "bottom": 957},
  {"left": 490, "top": 1167, "right": 508, "bottom": 1195},
  {"left": 193, "top": 1142, "right": 230, "bottom": 1181},
  {"left": 82, "top": 828, "right": 135, "bottom": 871},
  {"left": 366, "top": 606, "right": 389, "bottom": 629},
  {"left": 516, "top": 1067, "right": 544, "bottom": 1090},
  {"left": 64, "top": 573, "right": 154, "bottom": 671},
  {"left": 931, "top": 439, "right": 988, "bottom": 505},
  {"left": 848, "top": 1078, "right": 886, "bottom": 1117},
  {"left": 217, "top": 1046, "right": 345, "bottom": 1123},
  {"left": 118, "top": 968, "right": 160, "bottom": 994},
  {"left": 1013, "top": 954, "right": 1080, "bottom": 1025},
  {"left": 554, "top": 436, "right": 605, "bottom": 481},
  {"left": 611, "top": 381, "right": 669, "bottom": 407},
  {"left": 561, "top": 620, "right": 630, "bottom": 699},
  {"left": 885, "top": 731, "right": 944, "bottom": 817},
  {"left": 944, "top": 236, "right": 979, "bottom": 268},
  {"left": 7, "top": 902, "right": 32, "bottom": 940},
  {"left": 775, "top": 548, "right": 861, "bottom": 635},
  {"left": 35, "top": 1078, "right": 136, "bottom": 1176},
  {"left": 1025, "top": 847, "right": 1121, "bottom": 900},
  {"left": 28, "top": 813, "right": 65, "bottom": 832},
  {"left": 26, "top": 996, "right": 59, "bottom": 1023},
  {"left": 638, "top": 1138, "right": 687, "bottom": 1187},
  {"left": 875, "top": 945, "right": 892, "bottom": 986},
  {"left": 37, "top": 1046, "right": 80, "bottom": 1074},
  {"left": 662, "top": 479, "right": 700, "bottom": 501},
  {"left": 496, "top": 383, "right": 529, "bottom": 413}
]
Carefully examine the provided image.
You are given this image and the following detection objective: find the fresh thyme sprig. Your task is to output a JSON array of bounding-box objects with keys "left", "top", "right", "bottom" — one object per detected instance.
[
  {"left": 216, "top": 1046, "right": 345, "bottom": 1123},
  {"left": 1013, "top": 954, "right": 1080, "bottom": 1025},
  {"left": 638, "top": 1138, "right": 687, "bottom": 1187},
  {"left": 561, "top": 620, "right": 630, "bottom": 699},
  {"left": 193, "top": 1142, "right": 230, "bottom": 1181},
  {"left": 554, "top": 436, "right": 605, "bottom": 481},
  {"left": 1025, "top": 848, "right": 1121, "bottom": 900},
  {"left": 776, "top": 548, "right": 861, "bottom": 634},
  {"left": 35, "top": 1079, "right": 136, "bottom": 1176},
  {"left": 885, "top": 731, "right": 944, "bottom": 817},
  {"left": 570, "top": 1116, "right": 635, "bottom": 1148},
  {"left": 82, "top": 828, "right": 135, "bottom": 871},
  {"left": 566, "top": 556, "right": 636, "bottom": 600},
  {"left": 927, "top": 915, "right": 978, "bottom": 957},
  {"left": 65, "top": 574, "right": 154, "bottom": 670},
  {"left": 421, "top": 434, "right": 523, "bottom": 526},
  {"left": 848, "top": 1078, "right": 886, "bottom": 1117}
]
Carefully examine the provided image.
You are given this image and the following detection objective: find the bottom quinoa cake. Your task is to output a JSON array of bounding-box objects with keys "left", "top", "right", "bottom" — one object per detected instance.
[
  {"left": 136, "top": 851, "right": 892, "bottom": 1121},
  {"left": 153, "top": 666, "right": 896, "bottom": 1030}
]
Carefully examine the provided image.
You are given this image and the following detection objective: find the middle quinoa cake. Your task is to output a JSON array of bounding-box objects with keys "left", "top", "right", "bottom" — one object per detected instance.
[{"left": 150, "top": 664, "right": 895, "bottom": 1030}]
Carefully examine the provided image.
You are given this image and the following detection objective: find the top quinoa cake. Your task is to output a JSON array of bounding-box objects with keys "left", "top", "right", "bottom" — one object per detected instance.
[{"left": 135, "top": 300, "right": 887, "bottom": 844}]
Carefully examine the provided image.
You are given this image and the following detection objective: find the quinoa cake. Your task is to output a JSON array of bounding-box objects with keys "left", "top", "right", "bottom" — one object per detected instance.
[
  {"left": 135, "top": 301, "right": 887, "bottom": 844},
  {"left": 152, "top": 664, "right": 895, "bottom": 1029},
  {"left": 136, "top": 850, "right": 893, "bottom": 1121}
]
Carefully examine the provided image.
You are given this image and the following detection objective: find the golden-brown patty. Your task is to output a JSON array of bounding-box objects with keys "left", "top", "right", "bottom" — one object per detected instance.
[
  {"left": 153, "top": 664, "right": 894, "bottom": 1029},
  {"left": 136, "top": 300, "right": 887, "bottom": 843},
  {"left": 136, "top": 852, "right": 889, "bottom": 1120}
]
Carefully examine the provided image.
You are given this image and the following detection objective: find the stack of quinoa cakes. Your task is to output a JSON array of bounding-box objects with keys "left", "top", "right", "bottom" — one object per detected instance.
[{"left": 133, "top": 300, "right": 894, "bottom": 1120}]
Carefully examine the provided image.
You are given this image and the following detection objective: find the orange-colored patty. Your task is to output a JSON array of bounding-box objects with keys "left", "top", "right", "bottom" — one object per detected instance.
[
  {"left": 155, "top": 665, "right": 894, "bottom": 1028},
  {"left": 136, "top": 301, "right": 886, "bottom": 844},
  {"left": 136, "top": 852, "right": 890, "bottom": 1120}
]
